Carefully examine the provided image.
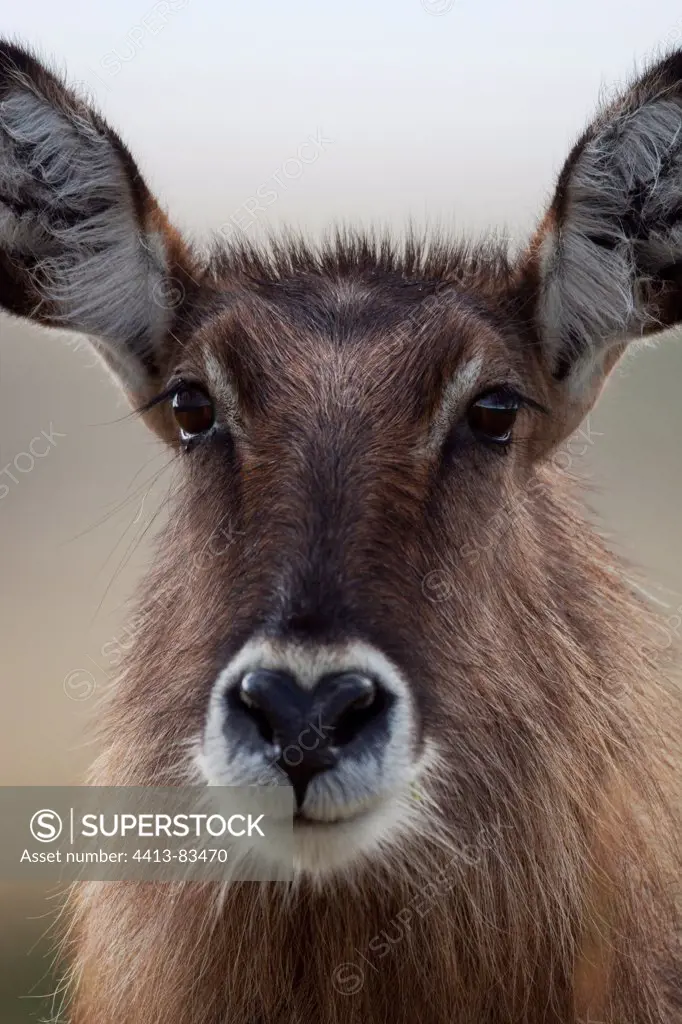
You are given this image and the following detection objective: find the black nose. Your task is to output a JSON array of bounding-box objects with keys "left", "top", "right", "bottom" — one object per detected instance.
[{"left": 233, "top": 668, "right": 386, "bottom": 806}]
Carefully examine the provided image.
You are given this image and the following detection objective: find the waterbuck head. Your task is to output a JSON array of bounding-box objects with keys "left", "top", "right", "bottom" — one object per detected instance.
[{"left": 2, "top": 43, "right": 681, "bottom": 879}]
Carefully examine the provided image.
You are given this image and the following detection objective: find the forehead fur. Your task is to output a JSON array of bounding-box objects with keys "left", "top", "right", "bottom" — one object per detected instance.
[
  {"left": 205, "top": 230, "right": 517, "bottom": 294},
  {"left": 178, "top": 231, "right": 536, "bottom": 409}
]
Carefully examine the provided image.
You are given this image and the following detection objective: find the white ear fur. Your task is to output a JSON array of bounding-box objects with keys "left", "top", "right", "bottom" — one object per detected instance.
[
  {"left": 534, "top": 54, "right": 682, "bottom": 393},
  {"left": 0, "top": 45, "right": 181, "bottom": 393}
]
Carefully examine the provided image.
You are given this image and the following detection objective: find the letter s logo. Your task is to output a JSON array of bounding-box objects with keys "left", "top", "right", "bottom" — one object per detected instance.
[{"left": 30, "top": 809, "right": 63, "bottom": 843}]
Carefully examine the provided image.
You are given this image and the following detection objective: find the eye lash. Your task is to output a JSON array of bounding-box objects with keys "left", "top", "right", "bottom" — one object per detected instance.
[
  {"left": 135, "top": 377, "right": 195, "bottom": 417},
  {"left": 134, "top": 384, "right": 179, "bottom": 417},
  {"left": 471, "top": 385, "right": 549, "bottom": 415}
]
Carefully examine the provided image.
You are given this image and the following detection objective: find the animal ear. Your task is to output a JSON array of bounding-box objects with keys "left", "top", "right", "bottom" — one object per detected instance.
[
  {"left": 524, "top": 50, "right": 682, "bottom": 403},
  {"left": 0, "top": 42, "right": 197, "bottom": 406}
]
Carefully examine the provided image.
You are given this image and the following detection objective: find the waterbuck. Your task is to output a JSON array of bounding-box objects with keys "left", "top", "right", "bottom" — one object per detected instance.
[{"left": 0, "top": 40, "right": 679, "bottom": 1024}]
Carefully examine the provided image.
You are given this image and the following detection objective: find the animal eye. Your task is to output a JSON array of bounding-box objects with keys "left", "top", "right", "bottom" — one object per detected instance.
[
  {"left": 467, "top": 389, "right": 522, "bottom": 445},
  {"left": 171, "top": 384, "right": 215, "bottom": 438}
]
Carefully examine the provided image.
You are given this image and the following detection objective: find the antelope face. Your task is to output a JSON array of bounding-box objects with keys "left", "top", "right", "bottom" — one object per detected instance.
[
  {"left": 3, "top": 43, "right": 682, "bottom": 877},
  {"left": 182, "top": 285, "right": 551, "bottom": 875}
]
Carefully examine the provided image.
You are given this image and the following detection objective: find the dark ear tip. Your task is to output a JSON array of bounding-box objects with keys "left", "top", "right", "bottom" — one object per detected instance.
[
  {"left": 0, "top": 40, "right": 79, "bottom": 116},
  {"left": 0, "top": 38, "right": 126, "bottom": 163},
  {"left": 0, "top": 39, "right": 54, "bottom": 85},
  {"left": 637, "top": 47, "right": 682, "bottom": 95}
]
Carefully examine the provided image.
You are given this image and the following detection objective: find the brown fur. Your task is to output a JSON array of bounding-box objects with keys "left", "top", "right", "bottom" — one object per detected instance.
[{"left": 56, "top": 237, "right": 679, "bottom": 1023}]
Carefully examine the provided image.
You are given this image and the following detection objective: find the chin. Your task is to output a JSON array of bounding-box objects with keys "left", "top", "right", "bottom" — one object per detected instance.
[
  {"left": 193, "top": 739, "right": 438, "bottom": 883},
  {"left": 290, "top": 792, "right": 421, "bottom": 879}
]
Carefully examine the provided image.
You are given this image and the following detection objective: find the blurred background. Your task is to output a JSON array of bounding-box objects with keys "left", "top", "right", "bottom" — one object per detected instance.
[{"left": 1, "top": 1, "right": 681, "bottom": 1019}]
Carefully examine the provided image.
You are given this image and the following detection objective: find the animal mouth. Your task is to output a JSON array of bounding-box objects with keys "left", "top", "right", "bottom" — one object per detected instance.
[
  {"left": 199, "top": 638, "right": 419, "bottom": 866},
  {"left": 293, "top": 792, "right": 385, "bottom": 827},
  {"left": 294, "top": 810, "right": 350, "bottom": 826},
  {"left": 293, "top": 811, "right": 333, "bottom": 827}
]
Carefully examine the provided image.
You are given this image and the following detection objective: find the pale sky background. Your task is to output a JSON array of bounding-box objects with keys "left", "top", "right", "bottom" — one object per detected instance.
[{"left": 1, "top": 6, "right": 682, "bottom": 1016}]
